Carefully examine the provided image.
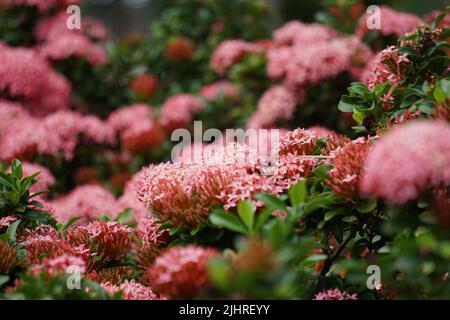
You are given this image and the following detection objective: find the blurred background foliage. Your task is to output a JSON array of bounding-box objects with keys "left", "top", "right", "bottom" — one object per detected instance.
[{"left": 83, "top": 0, "right": 448, "bottom": 40}]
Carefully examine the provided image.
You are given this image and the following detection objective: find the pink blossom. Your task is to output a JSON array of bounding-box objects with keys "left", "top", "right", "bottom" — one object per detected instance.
[
  {"left": 314, "top": 288, "right": 358, "bottom": 300},
  {"left": 29, "top": 254, "right": 86, "bottom": 277},
  {"left": 356, "top": 5, "right": 422, "bottom": 39},
  {"left": 0, "top": 43, "right": 71, "bottom": 114},
  {"left": 52, "top": 184, "right": 118, "bottom": 223},
  {"left": 273, "top": 21, "right": 337, "bottom": 46},
  {"left": 158, "top": 94, "right": 204, "bottom": 132},
  {"left": 39, "top": 33, "right": 107, "bottom": 65},
  {"left": 199, "top": 81, "right": 240, "bottom": 101},
  {"left": 102, "top": 280, "right": 164, "bottom": 300},
  {"left": 360, "top": 120, "right": 450, "bottom": 204},
  {"left": 210, "top": 40, "right": 259, "bottom": 75},
  {"left": 246, "top": 85, "right": 298, "bottom": 129},
  {"left": 145, "top": 245, "right": 219, "bottom": 298}
]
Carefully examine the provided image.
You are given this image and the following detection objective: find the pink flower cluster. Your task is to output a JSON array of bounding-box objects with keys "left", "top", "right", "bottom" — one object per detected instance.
[
  {"left": 29, "top": 254, "right": 86, "bottom": 278},
  {"left": 136, "top": 129, "right": 318, "bottom": 227},
  {"left": 364, "top": 46, "right": 410, "bottom": 91},
  {"left": 35, "top": 12, "right": 108, "bottom": 65},
  {"left": 267, "top": 31, "right": 372, "bottom": 91},
  {"left": 199, "top": 81, "right": 240, "bottom": 101},
  {"left": 0, "top": 110, "right": 113, "bottom": 161},
  {"left": 145, "top": 245, "right": 219, "bottom": 298},
  {"left": 247, "top": 85, "right": 299, "bottom": 129},
  {"left": 102, "top": 280, "right": 164, "bottom": 300},
  {"left": 210, "top": 40, "right": 261, "bottom": 75},
  {"left": 360, "top": 120, "right": 450, "bottom": 204},
  {"left": 0, "top": 43, "right": 71, "bottom": 115},
  {"left": 314, "top": 288, "right": 358, "bottom": 300},
  {"left": 159, "top": 94, "right": 204, "bottom": 132},
  {"left": 108, "top": 104, "right": 165, "bottom": 153},
  {"left": 356, "top": 5, "right": 422, "bottom": 39}
]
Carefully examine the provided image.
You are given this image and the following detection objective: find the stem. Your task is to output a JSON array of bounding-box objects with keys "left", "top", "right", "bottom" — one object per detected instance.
[{"left": 320, "top": 230, "right": 356, "bottom": 277}]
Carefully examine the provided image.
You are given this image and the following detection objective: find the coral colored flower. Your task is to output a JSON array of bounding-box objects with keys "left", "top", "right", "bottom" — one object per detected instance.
[
  {"left": 22, "top": 225, "right": 90, "bottom": 265},
  {"left": 131, "top": 74, "right": 158, "bottom": 98},
  {"left": 0, "top": 43, "right": 71, "bottom": 115},
  {"left": 278, "top": 128, "right": 317, "bottom": 156},
  {"left": 165, "top": 36, "right": 195, "bottom": 62},
  {"left": 29, "top": 254, "right": 86, "bottom": 278},
  {"left": 210, "top": 40, "right": 259, "bottom": 75},
  {"left": 326, "top": 138, "right": 371, "bottom": 200},
  {"left": 247, "top": 85, "right": 298, "bottom": 129},
  {"left": 0, "top": 100, "right": 29, "bottom": 128},
  {"left": 314, "top": 288, "right": 358, "bottom": 300},
  {"left": 199, "top": 81, "right": 240, "bottom": 101},
  {"left": 0, "top": 216, "right": 19, "bottom": 230},
  {"left": 35, "top": 12, "right": 107, "bottom": 42},
  {"left": 39, "top": 33, "right": 107, "bottom": 65},
  {"left": 273, "top": 21, "right": 337, "bottom": 46},
  {"left": 158, "top": 94, "right": 204, "bottom": 132},
  {"left": 365, "top": 46, "right": 410, "bottom": 91},
  {"left": 86, "top": 266, "right": 132, "bottom": 285},
  {"left": 356, "top": 6, "right": 422, "bottom": 39},
  {"left": 52, "top": 184, "right": 118, "bottom": 223},
  {"left": 360, "top": 120, "right": 450, "bottom": 204},
  {"left": 0, "top": 110, "right": 113, "bottom": 161},
  {"left": 145, "top": 246, "right": 219, "bottom": 298},
  {"left": 102, "top": 280, "right": 164, "bottom": 300},
  {"left": 0, "top": 241, "right": 18, "bottom": 274},
  {"left": 67, "top": 221, "right": 133, "bottom": 264},
  {"left": 108, "top": 104, "right": 165, "bottom": 153}
]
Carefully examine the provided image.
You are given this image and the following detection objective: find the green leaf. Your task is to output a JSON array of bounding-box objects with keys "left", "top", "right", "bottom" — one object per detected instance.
[
  {"left": 304, "top": 192, "right": 340, "bottom": 215},
  {"left": 288, "top": 180, "right": 307, "bottom": 207},
  {"left": 115, "top": 208, "right": 133, "bottom": 224},
  {"left": 0, "top": 275, "right": 10, "bottom": 287},
  {"left": 209, "top": 209, "right": 247, "bottom": 234},
  {"left": 355, "top": 198, "right": 378, "bottom": 214},
  {"left": 237, "top": 200, "right": 255, "bottom": 232},
  {"left": 352, "top": 110, "right": 365, "bottom": 124},
  {"left": 324, "top": 208, "right": 348, "bottom": 222},
  {"left": 254, "top": 193, "right": 287, "bottom": 212},
  {"left": 338, "top": 96, "right": 355, "bottom": 112},
  {"left": 6, "top": 219, "right": 21, "bottom": 244}
]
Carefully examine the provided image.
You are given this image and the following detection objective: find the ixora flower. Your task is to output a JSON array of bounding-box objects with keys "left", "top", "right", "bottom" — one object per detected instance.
[
  {"left": 0, "top": 110, "right": 113, "bottom": 161},
  {"left": 209, "top": 40, "right": 259, "bottom": 75},
  {"left": 102, "top": 280, "right": 164, "bottom": 300},
  {"left": 66, "top": 221, "right": 133, "bottom": 264},
  {"left": 246, "top": 85, "right": 299, "bottom": 129},
  {"left": 28, "top": 254, "right": 86, "bottom": 278},
  {"left": 130, "top": 74, "right": 158, "bottom": 98},
  {"left": 0, "top": 43, "right": 71, "bottom": 115},
  {"left": 144, "top": 246, "right": 219, "bottom": 298},
  {"left": 326, "top": 138, "right": 371, "bottom": 200},
  {"left": 165, "top": 36, "right": 195, "bottom": 62},
  {"left": 0, "top": 241, "right": 19, "bottom": 274},
  {"left": 108, "top": 104, "right": 165, "bottom": 153},
  {"left": 198, "top": 81, "right": 240, "bottom": 101},
  {"left": 356, "top": 5, "right": 422, "bottom": 39},
  {"left": 158, "top": 94, "right": 204, "bottom": 132},
  {"left": 52, "top": 184, "right": 118, "bottom": 223},
  {"left": 34, "top": 11, "right": 108, "bottom": 65},
  {"left": 360, "top": 120, "right": 450, "bottom": 204},
  {"left": 314, "top": 288, "right": 358, "bottom": 300}
]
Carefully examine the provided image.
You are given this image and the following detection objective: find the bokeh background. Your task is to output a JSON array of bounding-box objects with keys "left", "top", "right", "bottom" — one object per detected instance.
[{"left": 83, "top": 0, "right": 448, "bottom": 39}]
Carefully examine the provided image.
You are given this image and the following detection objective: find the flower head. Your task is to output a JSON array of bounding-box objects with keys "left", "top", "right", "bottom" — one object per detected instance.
[
  {"left": 360, "top": 120, "right": 450, "bottom": 204},
  {"left": 314, "top": 288, "right": 358, "bottom": 300},
  {"left": 145, "top": 246, "right": 219, "bottom": 298}
]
